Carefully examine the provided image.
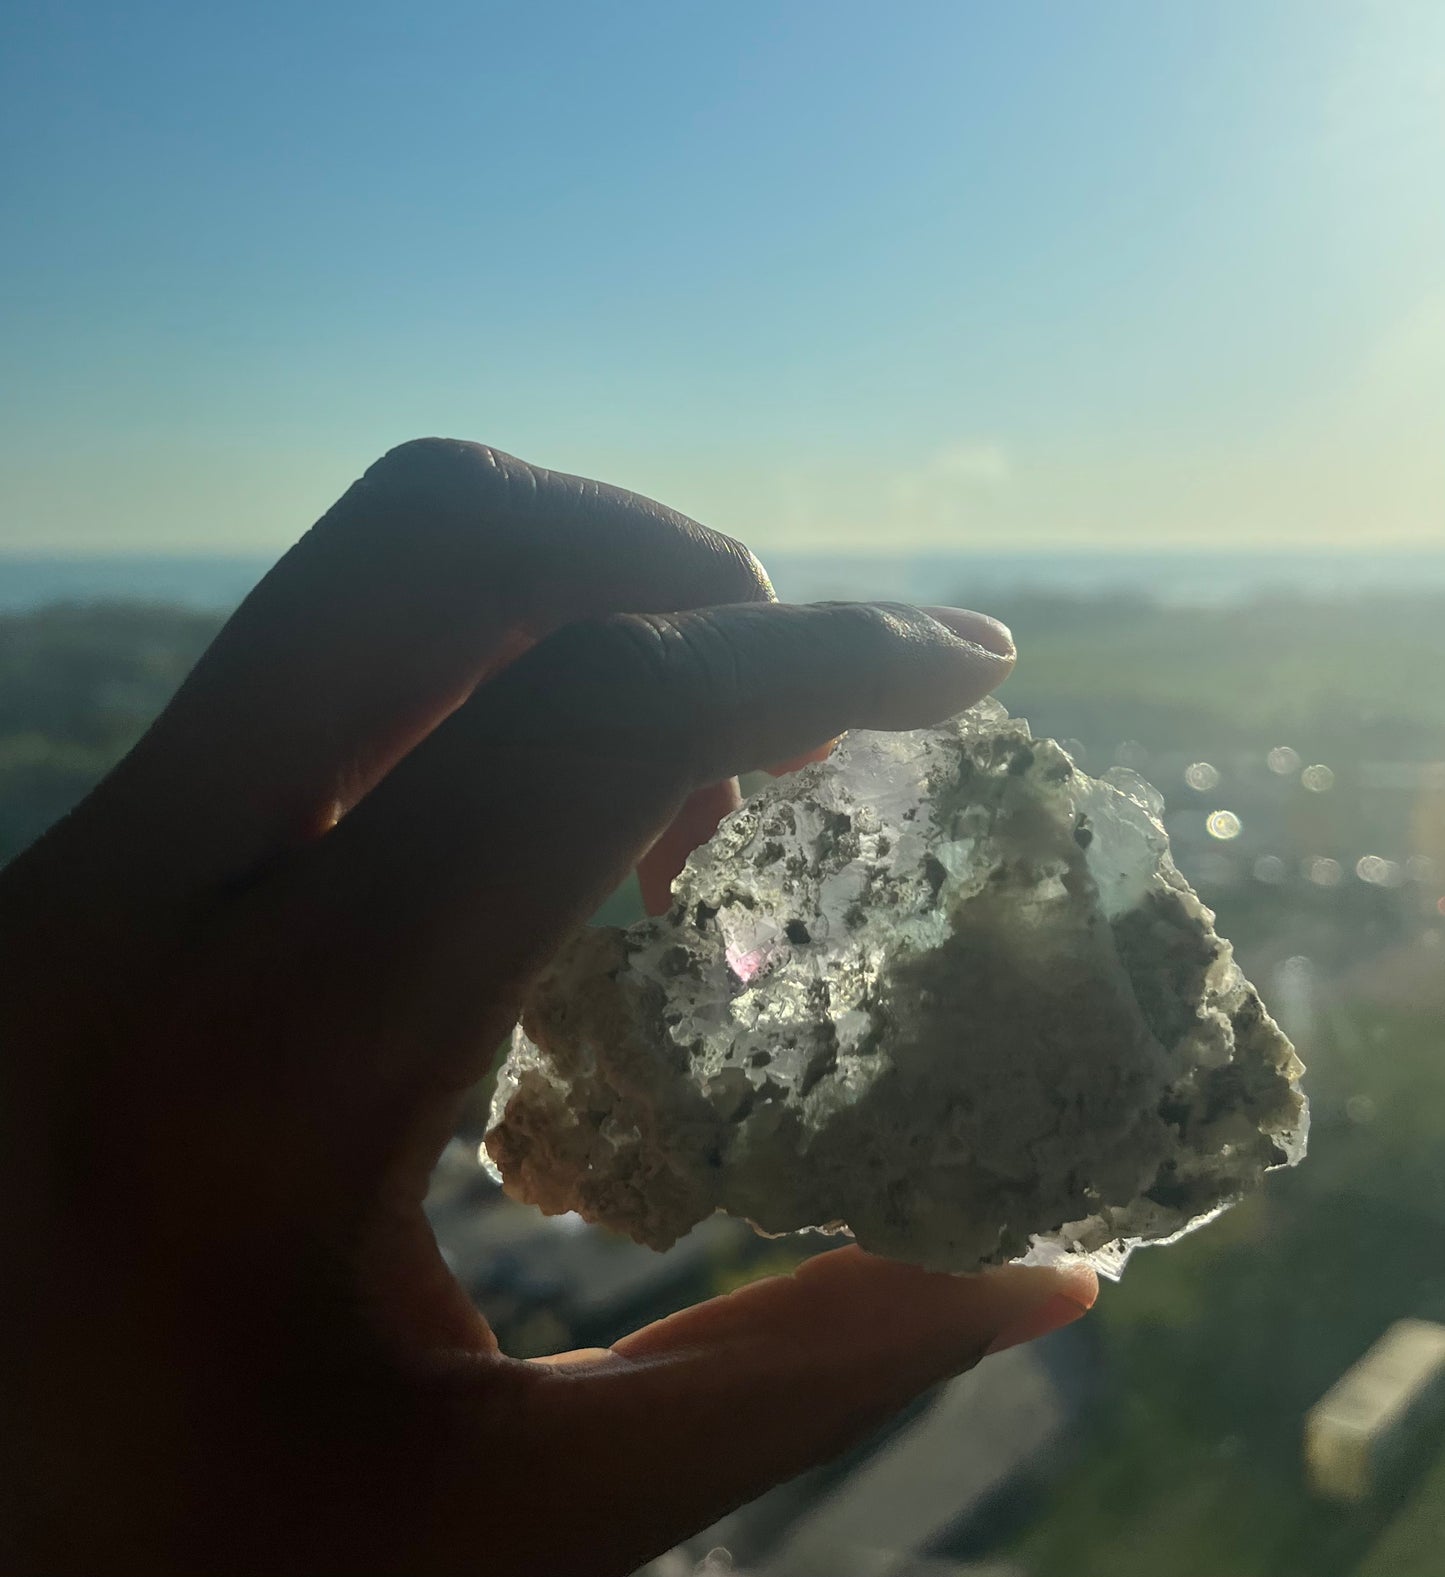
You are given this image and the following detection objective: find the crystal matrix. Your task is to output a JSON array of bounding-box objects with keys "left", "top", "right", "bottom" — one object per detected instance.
[{"left": 484, "top": 702, "right": 1307, "bottom": 1275}]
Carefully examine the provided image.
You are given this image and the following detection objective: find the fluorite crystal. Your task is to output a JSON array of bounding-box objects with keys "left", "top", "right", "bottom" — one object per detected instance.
[{"left": 484, "top": 701, "right": 1307, "bottom": 1276}]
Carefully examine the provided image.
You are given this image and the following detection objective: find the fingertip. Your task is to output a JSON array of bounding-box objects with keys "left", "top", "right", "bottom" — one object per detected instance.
[
  {"left": 1054, "top": 1262, "right": 1101, "bottom": 1313},
  {"left": 920, "top": 606, "right": 1016, "bottom": 661},
  {"left": 622, "top": 1244, "right": 1095, "bottom": 1385},
  {"left": 782, "top": 1247, "right": 1096, "bottom": 1375}
]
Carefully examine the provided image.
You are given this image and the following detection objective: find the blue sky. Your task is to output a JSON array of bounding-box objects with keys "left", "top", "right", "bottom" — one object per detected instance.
[{"left": 3, "top": 1, "right": 1443, "bottom": 554}]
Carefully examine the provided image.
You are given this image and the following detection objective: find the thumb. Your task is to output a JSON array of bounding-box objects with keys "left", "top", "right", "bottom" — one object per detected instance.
[{"left": 509, "top": 1248, "right": 1096, "bottom": 1576}]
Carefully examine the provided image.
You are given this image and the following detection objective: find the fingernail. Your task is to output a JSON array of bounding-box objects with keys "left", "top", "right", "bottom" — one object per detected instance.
[
  {"left": 983, "top": 1292, "right": 1090, "bottom": 1357},
  {"left": 921, "top": 607, "right": 1015, "bottom": 659}
]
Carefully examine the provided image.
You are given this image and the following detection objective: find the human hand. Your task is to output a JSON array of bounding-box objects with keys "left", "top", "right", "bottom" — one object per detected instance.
[{"left": 0, "top": 440, "right": 1095, "bottom": 1576}]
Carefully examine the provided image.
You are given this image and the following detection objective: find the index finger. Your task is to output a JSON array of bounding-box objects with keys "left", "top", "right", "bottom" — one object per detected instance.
[{"left": 109, "top": 439, "right": 773, "bottom": 891}]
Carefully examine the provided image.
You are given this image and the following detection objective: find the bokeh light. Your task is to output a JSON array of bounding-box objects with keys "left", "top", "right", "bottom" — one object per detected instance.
[{"left": 1267, "top": 746, "right": 1302, "bottom": 776}]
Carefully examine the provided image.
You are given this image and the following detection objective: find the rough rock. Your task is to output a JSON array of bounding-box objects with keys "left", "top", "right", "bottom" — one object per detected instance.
[{"left": 484, "top": 701, "right": 1307, "bottom": 1275}]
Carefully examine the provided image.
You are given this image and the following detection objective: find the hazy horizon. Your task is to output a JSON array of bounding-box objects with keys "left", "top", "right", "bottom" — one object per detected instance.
[
  {"left": 8, "top": 542, "right": 1445, "bottom": 617},
  {"left": 6, "top": 541, "right": 1445, "bottom": 565}
]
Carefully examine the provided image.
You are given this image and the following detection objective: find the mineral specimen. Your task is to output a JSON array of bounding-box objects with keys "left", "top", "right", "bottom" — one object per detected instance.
[{"left": 484, "top": 701, "right": 1307, "bottom": 1276}]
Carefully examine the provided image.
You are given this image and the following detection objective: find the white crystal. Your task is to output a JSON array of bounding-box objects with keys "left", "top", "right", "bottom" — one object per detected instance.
[{"left": 484, "top": 702, "right": 1307, "bottom": 1277}]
